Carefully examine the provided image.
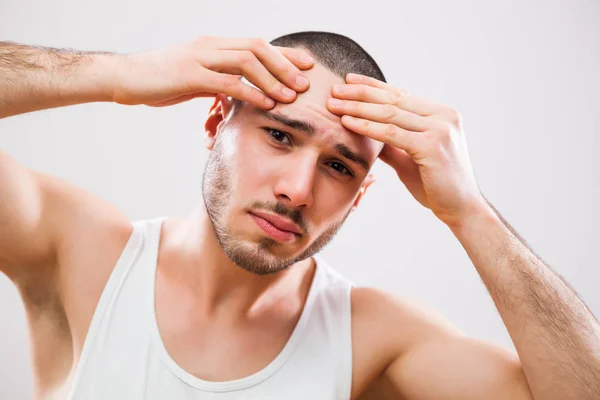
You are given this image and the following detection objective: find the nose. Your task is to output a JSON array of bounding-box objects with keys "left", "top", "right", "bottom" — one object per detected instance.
[{"left": 273, "top": 153, "right": 316, "bottom": 209}]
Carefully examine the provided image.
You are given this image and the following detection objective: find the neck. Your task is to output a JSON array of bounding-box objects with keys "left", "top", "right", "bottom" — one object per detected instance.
[{"left": 158, "top": 203, "right": 314, "bottom": 318}]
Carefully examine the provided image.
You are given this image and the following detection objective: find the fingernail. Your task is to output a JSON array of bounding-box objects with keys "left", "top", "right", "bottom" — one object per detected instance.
[
  {"left": 300, "top": 53, "right": 314, "bottom": 64},
  {"left": 264, "top": 97, "right": 275, "bottom": 107},
  {"left": 295, "top": 75, "right": 309, "bottom": 88},
  {"left": 333, "top": 84, "right": 347, "bottom": 94},
  {"left": 282, "top": 86, "right": 295, "bottom": 97},
  {"left": 328, "top": 98, "right": 342, "bottom": 106}
]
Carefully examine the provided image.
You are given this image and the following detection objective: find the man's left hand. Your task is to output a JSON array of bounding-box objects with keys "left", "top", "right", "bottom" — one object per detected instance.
[{"left": 327, "top": 73, "right": 488, "bottom": 227}]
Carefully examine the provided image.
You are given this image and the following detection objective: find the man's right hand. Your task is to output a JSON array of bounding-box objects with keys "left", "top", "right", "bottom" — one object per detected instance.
[{"left": 113, "top": 36, "right": 314, "bottom": 109}]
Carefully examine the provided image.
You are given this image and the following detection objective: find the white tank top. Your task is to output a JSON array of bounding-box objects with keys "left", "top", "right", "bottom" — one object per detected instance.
[{"left": 67, "top": 217, "right": 355, "bottom": 399}]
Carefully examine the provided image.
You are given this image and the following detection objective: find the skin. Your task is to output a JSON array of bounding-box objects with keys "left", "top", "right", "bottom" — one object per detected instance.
[
  {"left": 1, "top": 36, "right": 599, "bottom": 400},
  {"left": 201, "top": 62, "right": 379, "bottom": 276}
]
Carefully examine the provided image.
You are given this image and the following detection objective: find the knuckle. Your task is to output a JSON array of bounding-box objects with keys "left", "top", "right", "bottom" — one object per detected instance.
[
  {"left": 238, "top": 50, "right": 256, "bottom": 65},
  {"left": 434, "top": 122, "right": 453, "bottom": 143},
  {"left": 251, "top": 37, "right": 269, "bottom": 51},
  {"left": 257, "top": 77, "right": 281, "bottom": 97},
  {"left": 384, "top": 123, "right": 397, "bottom": 139},
  {"left": 279, "top": 62, "right": 296, "bottom": 77},
  {"left": 221, "top": 74, "right": 240, "bottom": 89},
  {"left": 357, "top": 85, "right": 367, "bottom": 97},
  {"left": 247, "top": 88, "right": 265, "bottom": 103},
  {"left": 389, "top": 91, "right": 402, "bottom": 104},
  {"left": 393, "top": 88, "right": 409, "bottom": 101},
  {"left": 357, "top": 117, "right": 370, "bottom": 130},
  {"left": 397, "top": 89, "right": 410, "bottom": 97},
  {"left": 447, "top": 108, "right": 462, "bottom": 125},
  {"left": 382, "top": 104, "right": 398, "bottom": 121},
  {"left": 262, "top": 74, "right": 281, "bottom": 91},
  {"left": 441, "top": 122, "right": 453, "bottom": 136}
]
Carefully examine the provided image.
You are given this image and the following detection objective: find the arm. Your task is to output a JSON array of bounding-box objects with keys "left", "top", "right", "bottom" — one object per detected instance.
[
  {"left": 0, "top": 41, "right": 116, "bottom": 118},
  {"left": 445, "top": 201, "right": 600, "bottom": 399},
  {"left": 0, "top": 37, "right": 315, "bottom": 278},
  {"left": 376, "top": 204, "right": 599, "bottom": 399},
  {"left": 327, "top": 74, "right": 600, "bottom": 399},
  {"left": 354, "top": 288, "right": 532, "bottom": 400},
  {"left": 0, "top": 37, "right": 315, "bottom": 396},
  {"left": 0, "top": 37, "right": 314, "bottom": 119},
  {"left": 0, "top": 44, "right": 127, "bottom": 278}
]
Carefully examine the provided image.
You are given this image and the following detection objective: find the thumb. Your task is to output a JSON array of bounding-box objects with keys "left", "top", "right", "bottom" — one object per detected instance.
[
  {"left": 379, "top": 144, "right": 420, "bottom": 178},
  {"left": 379, "top": 144, "right": 426, "bottom": 203}
]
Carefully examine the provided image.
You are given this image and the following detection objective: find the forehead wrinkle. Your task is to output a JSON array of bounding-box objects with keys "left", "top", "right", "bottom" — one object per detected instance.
[
  {"left": 240, "top": 74, "right": 379, "bottom": 170},
  {"left": 275, "top": 104, "right": 375, "bottom": 172}
]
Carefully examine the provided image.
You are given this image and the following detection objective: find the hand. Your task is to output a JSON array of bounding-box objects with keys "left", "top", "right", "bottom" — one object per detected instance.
[
  {"left": 112, "top": 36, "right": 314, "bottom": 108},
  {"left": 326, "top": 73, "right": 488, "bottom": 227}
]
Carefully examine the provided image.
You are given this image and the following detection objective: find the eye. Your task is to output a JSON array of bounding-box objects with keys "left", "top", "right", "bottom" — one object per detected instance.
[
  {"left": 264, "top": 128, "right": 292, "bottom": 146},
  {"left": 327, "top": 161, "right": 353, "bottom": 177}
]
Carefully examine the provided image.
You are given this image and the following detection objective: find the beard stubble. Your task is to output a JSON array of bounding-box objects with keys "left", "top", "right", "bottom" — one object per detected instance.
[{"left": 201, "top": 135, "right": 351, "bottom": 275}]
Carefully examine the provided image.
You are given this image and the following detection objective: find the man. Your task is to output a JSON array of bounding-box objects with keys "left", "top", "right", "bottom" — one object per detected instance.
[{"left": 0, "top": 31, "right": 598, "bottom": 400}]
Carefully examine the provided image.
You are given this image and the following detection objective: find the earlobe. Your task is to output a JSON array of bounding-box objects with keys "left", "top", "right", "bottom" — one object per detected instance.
[
  {"left": 205, "top": 130, "right": 216, "bottom": 150},
  {"left": 351, "top": 174, "right": 376, "bottom": 211}
]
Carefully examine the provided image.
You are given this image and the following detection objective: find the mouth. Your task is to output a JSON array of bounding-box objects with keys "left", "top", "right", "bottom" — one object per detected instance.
[{"left": 249, "top": 212, "right": 301, "bottom": 242}]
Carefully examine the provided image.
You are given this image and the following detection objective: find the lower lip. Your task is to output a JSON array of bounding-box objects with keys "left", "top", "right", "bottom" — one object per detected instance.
[{"left": 250, "top": 213, "right": 298, "bottom": 242}]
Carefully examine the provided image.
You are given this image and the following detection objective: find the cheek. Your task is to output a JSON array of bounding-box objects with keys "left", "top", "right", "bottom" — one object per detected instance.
[
  {"left": 229, "top": 136, "right": 277, "bottom": 196},
  {"left": 307, "top": 180, "right": 357, "bottom": 228},
  {"left": 314, "top": 196, "right": 351, "bottom": 223}
]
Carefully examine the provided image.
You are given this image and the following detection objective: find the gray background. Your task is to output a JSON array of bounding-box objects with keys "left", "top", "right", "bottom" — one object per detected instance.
[{"left": 1, "top": 0, "right": 599, "bottom": 398}]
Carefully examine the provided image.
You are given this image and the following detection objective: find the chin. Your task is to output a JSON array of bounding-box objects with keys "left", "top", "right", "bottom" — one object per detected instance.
[{"left": 223, "top": 238, "right": 300, "bottom": 276}]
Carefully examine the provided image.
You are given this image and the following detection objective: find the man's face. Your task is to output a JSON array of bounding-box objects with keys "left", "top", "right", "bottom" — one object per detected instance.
[{"left": 202, "top": 63, "right": 382, "bottom": 275}]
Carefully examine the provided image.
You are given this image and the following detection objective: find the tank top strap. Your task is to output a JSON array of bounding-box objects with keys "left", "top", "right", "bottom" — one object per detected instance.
[{"left": 68, "top": 218, "right": 151, "bottom": 399}]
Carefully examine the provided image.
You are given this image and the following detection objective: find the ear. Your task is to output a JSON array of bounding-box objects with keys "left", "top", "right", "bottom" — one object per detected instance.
[
  {"left": 351, "top": 173, "right": 376, "bottom": 212},
  {"left": 204, "top": 94, "right": 235, "bottom": 150}
]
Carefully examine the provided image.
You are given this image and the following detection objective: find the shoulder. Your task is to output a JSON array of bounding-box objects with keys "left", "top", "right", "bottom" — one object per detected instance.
[
  {"left": 351, "top": 286, "right": 463, "bottom": 349},
  {"left": 349, "top": 286, "right": 462, "bottom": 398},
  {"left": 350, "top": 287, "right": 530, "bottom": 400}
]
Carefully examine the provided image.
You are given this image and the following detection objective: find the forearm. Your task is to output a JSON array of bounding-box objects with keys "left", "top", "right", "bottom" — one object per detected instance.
[
  {"left": 448, "top": 202, "right": 600, "bottom": 399},
  {"left": 0, "top": 41, "right": 120, "bottom": 119}
]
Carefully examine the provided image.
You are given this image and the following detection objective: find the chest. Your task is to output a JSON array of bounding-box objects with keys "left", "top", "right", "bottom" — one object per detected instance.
[
  {"left": 154, "top": 273, "right": 304, "bottom": 382},
  {"left": 156, "top": 297, "right": 300, "bottom": 381}
]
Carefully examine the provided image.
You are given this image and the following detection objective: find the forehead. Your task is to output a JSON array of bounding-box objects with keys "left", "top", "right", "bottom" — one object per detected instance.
[
  {"left": 275, "top": 62, "right": 348, "bottom": 131},
  {"left": 240, "top": 62, "right": 383, "bottom": 162}
]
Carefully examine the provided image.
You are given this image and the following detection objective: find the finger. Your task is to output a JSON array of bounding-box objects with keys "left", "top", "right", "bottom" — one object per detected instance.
[
  {"left": 150, "top": 92, "right": 214, "bottom": 107},
  {"left": 379, "top": 144, "right": 420, "bottom": 175},
  {"left": 340, "top": 115, "right": 423, "bottom": 156},
  {"left": 275, "top": 46, "right": 315, "bottom": 70},
  {"left": 345, "top": 73, "right": 447, "bottom": 117},
  {"left": 327, "top": 99, "right": 429, "bottom": 132},
  {"left": 201, "top": 71, "right": 276, "bottom": 109},
  {"left": 214, "top": 37, "right": 311, "bottom": 93},
  {"left": 331, "top": 83, "right": 430, "bottom": 118},
  {"left": 204, "top": 50, "right": 297, "bottom": 103},
  {"left": 380, "top": 145, "right": 425, "bottom": 203},
  {"left": 150, "top": 93, "right": 200, "bottom": 107}
]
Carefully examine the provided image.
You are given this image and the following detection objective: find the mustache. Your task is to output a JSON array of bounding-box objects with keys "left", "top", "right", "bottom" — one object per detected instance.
[{"left": 248, "top": 200, "right": 309, "bottom": 233}]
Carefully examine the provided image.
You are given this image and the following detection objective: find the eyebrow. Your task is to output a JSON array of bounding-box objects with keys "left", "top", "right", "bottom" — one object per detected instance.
[{"left": 251, "top": 108, "right": 371, "bottom": 172}]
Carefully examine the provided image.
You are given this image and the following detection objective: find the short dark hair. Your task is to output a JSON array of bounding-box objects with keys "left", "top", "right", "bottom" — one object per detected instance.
[
  {"left": 231, "top": 31, "right": 385, "bottom": 112},
  {"left": 270, "top": 30, "right": 385, "bottom": 83}
]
